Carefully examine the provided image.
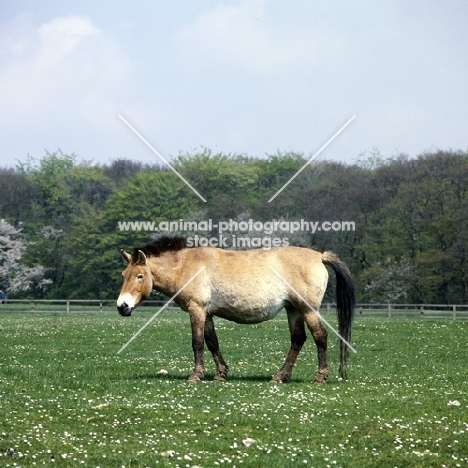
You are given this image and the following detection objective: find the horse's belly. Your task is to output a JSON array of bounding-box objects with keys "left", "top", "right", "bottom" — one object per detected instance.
[{"left": 210, "top": 300, "right": 285, "bottom": 324}]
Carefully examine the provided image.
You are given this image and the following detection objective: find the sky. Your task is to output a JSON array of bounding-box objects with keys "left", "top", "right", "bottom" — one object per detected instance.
[{"left": 1, "top": 0, "right": 467, "bottom": 169}]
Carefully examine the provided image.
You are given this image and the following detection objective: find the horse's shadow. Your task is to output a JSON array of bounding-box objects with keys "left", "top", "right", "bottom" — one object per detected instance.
[{"left": 132, "top": 372, "right": 310, "bottom": 384}]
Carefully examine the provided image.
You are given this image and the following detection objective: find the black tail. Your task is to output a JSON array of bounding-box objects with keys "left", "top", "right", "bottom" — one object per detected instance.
[{"left": 322, "top": 252, "right": 356, "bottom": 379}]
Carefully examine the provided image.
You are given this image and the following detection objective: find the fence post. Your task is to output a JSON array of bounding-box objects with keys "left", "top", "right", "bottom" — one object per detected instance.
[
  {"left": 452, "top": 305, "right": 456, "bottom": 321},
  {"left": 99, "top": 302, "right": 103, "bottom": 312},
  {"left": 30, "top": 301, "right": 34, "bottom": 313},
  {"left": 420, "top": 306, "right": 424, "bottom": 318},
  {"left": 387, "top": 304, "right": 392, "bottom": 319},
  {"left": 66, "top": 300, "right": 70, "bottom": 314},
  {"left": 327, "top": 303, "right": 331, "bottom": 315}
]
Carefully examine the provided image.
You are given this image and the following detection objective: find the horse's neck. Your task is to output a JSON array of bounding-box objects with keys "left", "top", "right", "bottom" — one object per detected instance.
[{"left": 148, "top": 254, "right": 182, "bottom": 294}]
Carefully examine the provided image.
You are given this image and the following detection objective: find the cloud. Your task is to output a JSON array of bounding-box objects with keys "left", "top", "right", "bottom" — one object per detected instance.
[
  {"left": 0, "top": 14, "right": 133, "bottom": 160},
  {"left": 37, "top": 16, "right": 101, "bottom": 67},
  {"left": 175, "top": 0, "right": 342, "bottom": 75}
]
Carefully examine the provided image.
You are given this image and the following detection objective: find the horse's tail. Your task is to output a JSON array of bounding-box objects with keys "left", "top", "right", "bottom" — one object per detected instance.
[{"left": 322, "top": 251, "right": 356, "bottom": 379}]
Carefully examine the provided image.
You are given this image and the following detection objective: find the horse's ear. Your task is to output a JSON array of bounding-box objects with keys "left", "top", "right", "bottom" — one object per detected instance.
[
  {"left": 121, "top": 249, "right": 132, "bottom": 264},
  {"left": 137, "top": 250, "right": 147, "bottom": 265}
]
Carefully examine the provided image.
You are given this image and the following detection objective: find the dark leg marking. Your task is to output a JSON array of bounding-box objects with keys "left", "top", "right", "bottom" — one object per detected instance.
[
  {"left": 304, "top": 311, "right": 329, "bottom": 383},
  {"left": 204, "top": 315, "right": 229, "bottom": 381},
  {"left": 188, "top": 306, "right": 206, "bottom": 382},
  {"left": 271, "top": 308, "right": 307, "bottom": 383}
]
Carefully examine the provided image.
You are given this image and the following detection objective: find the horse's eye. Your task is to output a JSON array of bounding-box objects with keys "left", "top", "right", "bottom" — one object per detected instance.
[{"left": 137, "top": 274, "right": 144, "bottom": 280}]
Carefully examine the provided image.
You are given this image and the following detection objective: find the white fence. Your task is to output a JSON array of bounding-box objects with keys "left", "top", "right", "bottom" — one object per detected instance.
[{"left": 1, "top": 300, "right": 468, "bottom": 320}]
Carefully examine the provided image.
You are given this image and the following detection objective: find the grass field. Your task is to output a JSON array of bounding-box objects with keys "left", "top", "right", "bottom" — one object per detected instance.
[{"left": 0, "top": 310, "right": 467, "bottom": 467}]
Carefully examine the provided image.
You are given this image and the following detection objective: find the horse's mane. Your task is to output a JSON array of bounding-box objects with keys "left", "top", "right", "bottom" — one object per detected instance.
[{"left": 131, "top": 235, "right": 188, "bottom": 261}]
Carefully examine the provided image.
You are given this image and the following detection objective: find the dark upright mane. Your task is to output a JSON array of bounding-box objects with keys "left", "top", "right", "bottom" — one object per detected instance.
[{"left": 132, "top": 235, "right": 188, "bottom": 261}]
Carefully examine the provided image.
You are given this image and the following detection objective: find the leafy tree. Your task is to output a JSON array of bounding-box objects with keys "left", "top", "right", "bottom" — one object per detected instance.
[
  {"left": 176, "top": 149, "right": 261, "bottom": 219},
  {"left": 0, "top": 168, "right": 39, "bottom": 227},
  {"left": 22, "top": 151, "right": 77, "bottom": 229},
  {"left": 354, "top": 147, "right": 395, "bottom": 170},
  {"left": 103, "top": 158, "right": 149, "bottom": 188},
  {"left": 254, "top": 151, "right": 312, "bottom": 218},
  {"left": 59, "top": 207, "right": 117, "bottom": 299},
  {"left": 359, "top": 150, "right": 468, "bottom": 303}
]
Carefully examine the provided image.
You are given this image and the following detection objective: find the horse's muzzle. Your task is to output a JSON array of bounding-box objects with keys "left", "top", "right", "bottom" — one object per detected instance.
[{"left": 117, "top": 303, "right": 133, "bottom": 317}]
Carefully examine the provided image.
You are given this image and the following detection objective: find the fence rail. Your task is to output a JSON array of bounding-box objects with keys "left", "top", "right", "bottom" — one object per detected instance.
[
  {"left": 0, "top": 299, "right": 177, "bottom": 314},
  {"left": 1, "top": 300, "right": 468, "bottom": 320},
  {"left": 350, "top": 303, "right": 468, "bottom": 320}
]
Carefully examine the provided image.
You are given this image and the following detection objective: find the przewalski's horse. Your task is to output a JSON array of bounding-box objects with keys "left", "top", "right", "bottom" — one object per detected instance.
[{"left": 117, "top": 236, "right": 355, "bottom": 383}]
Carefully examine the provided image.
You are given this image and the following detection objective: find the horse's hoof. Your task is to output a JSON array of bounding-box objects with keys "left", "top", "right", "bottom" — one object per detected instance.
[
  {"left": 188, "top": 375, "right": 203, "bottom": 382},
  {"left": 213, "top": 375, "right": 226, "bottom": 382},
  {"left": 270, "top": 376, "right": 286, "bottom": 384},
  {"left": 313, "top": 375, "right": 328, "bottom": 384},
  {"left": 271, "top": 373, "right": 291, "bottom": 383}
]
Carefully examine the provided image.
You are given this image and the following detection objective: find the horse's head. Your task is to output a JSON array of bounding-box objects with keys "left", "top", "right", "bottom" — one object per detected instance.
[{"left": 117, "top": 249, "right": 153, "bottom": 316}]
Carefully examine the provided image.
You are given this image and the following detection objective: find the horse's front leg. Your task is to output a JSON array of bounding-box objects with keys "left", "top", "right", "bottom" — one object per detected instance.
[
  {"left": 188, "top": 303, "right": 206, "bottom": 382},
  {"left": 204, "top": 315, "right": 228, "bottom": 381}
]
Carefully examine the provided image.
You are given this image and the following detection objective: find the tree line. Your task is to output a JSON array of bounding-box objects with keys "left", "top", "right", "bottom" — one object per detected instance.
[{"left": 1, "top": 148, "right": 467, "bottom": 304}]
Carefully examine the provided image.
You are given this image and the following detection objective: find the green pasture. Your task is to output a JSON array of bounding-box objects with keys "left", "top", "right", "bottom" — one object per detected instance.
[{"left": 0, "top": 311, "right": 467, "bottom": 467}]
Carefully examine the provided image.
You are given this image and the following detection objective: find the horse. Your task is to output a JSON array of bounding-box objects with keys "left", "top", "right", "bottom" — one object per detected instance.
[{"left": 117, "top": 235, "right": 356, "bottom": 383}]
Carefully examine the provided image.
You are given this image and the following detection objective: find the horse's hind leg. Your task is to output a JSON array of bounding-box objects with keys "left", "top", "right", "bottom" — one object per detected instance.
[
  {"left": 303, "top": 310, "right": 329, "bottom": 383},
  {"left": 271, "top": 308, "right": 307, "bottom": 383},
  {"left": 204, "top": 315, "right": 229, "bottom": 382}
]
